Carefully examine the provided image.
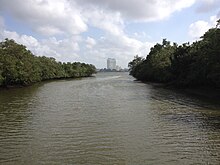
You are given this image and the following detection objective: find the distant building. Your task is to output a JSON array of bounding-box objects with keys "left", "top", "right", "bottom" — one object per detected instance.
[
  {"left": 107, "top": 58, "right": 116, "bottom": 70},
  {"left": 115, "top": 65, "right": 122, "bottom": 71}
]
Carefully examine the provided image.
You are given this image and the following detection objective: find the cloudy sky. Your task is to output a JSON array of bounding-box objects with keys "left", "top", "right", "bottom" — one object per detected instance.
[{"left": 0, "top": 0, "right": 219, "bottom": 68}]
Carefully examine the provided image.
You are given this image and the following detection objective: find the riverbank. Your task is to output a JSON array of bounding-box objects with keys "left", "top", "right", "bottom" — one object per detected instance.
[
  {"left": 147, "top": 81, "right": 220, "bottom": 102},
  {"left": 0, "top": 75, "right": 96, "bottom": 90},
  {"left": 178, "top": 87, "right": 220, "bottom": 100}
]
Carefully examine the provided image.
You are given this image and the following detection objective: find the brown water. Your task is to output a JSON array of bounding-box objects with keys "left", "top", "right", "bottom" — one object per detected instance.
[{"left": 0, "top": 72, "right": 220, "bottom": 165}]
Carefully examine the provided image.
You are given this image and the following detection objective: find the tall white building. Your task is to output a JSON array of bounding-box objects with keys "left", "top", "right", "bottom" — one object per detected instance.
[{"left": 107, "top": 58, "right": 116, "bottom": 70}]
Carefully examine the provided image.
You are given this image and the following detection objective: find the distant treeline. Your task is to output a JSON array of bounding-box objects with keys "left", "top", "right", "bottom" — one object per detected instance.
[
  {"left": 0, "top": 39, "right": 96, "bottom": 87},
  {"left": 128, "top": 22, "right": 220, "bottom": 88}
]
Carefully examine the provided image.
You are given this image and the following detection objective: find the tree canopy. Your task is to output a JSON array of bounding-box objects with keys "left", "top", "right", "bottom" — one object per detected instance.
[
  {"left": 128, "top": 21, "right": 220, "bottom": 88},
  {"left": 0, "top": 39, "right": 96, "bottom": 87}
]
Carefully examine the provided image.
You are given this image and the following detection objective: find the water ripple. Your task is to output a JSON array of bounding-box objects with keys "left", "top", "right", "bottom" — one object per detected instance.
[{"left": 0, "top": 72, "right": 220, "bottom": 164}]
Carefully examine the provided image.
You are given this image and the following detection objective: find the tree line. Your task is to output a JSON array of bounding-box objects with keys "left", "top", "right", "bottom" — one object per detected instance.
[
  {"left": 0, "top": 39, "right": 96, "bottom": 87},
  {"left": 128, "top": 20, "right": 220, "bottom": 88}
]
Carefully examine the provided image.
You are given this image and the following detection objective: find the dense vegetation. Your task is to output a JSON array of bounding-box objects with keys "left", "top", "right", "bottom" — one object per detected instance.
[
  {"left": 129, "top": 21, "right": 220, "bottom": 88},
  {"left": 0, "top": 39, "right": 96, "bottom": 87}
]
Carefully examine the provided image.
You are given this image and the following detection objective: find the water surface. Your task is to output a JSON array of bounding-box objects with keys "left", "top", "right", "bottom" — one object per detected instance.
[{"left": 0, "top": 72, "right": 220, "bottom": 164}]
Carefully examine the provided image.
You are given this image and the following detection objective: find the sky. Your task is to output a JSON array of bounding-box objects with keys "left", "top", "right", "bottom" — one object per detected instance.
[{"left": 0, "top": 0, "right": 219, "bottom": 69}]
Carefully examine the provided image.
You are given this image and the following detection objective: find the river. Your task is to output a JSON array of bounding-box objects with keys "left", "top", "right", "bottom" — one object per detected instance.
[{"left": 0, "top": 72, "right": 219, "bottom": 165}]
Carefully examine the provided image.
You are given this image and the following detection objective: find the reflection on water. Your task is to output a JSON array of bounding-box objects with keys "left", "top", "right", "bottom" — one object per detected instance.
[{"left": 0, "top": 72, "right": 220, "bottom": 165}]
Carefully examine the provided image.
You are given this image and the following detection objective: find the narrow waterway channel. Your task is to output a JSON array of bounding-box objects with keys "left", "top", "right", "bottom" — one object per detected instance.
[{"left": 0, "top": 72, "right": 219, "bottom": 165}]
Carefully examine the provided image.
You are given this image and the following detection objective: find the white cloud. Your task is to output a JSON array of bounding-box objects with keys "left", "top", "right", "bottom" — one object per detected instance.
[
  {"left": 83, "top": 9, "right": 124, "bottom": 36},
  {"left": 0, "top": 28, "right": 82, "bottom": 62},
  {"left": 189, "top": 21, "right": 211, "bottom": 39},
  {"left": 75, "top": 0, "right": 196, "bottom": 22},
  {"left": 41, "top": 37, "right": 81, "bottom": 59},
  {"left": 36, "top": 26, "right": 64, "bottom": 36},
  {"left": 0, "top": 29, "right": 59, "bottom": 57},
  {"left": 0, "top": 0, "right": 87, "bottom": 36},
  {"left": 86, "top": 37, "right": 96, "bottom": 49},
  {"left": 188, "top": 15, "right": 218, "bottom": 40}
]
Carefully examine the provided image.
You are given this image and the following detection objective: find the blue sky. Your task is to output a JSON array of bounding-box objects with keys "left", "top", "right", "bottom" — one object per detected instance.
[{"left": 0, "top": 0, "right": 219, "bottom": 68}]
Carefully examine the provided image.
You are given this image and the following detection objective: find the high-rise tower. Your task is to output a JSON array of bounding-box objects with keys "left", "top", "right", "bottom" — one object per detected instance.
[{"left": 107, "top": 58, "right": 116, "bottom": 70}]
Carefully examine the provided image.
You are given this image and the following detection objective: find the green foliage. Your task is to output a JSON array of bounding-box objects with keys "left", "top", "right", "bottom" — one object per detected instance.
[
  {"left": 129, "top": 26, "right": 220, "bottom": 88},
  {"left": 129, "top": 39, "right": 176, "bottom": 82},
  {"left": 0, "top": 39, "right": 96, "bottom": 87},
  {"left": 128, "top": 55, "right": 145, "bottom": 77}
]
